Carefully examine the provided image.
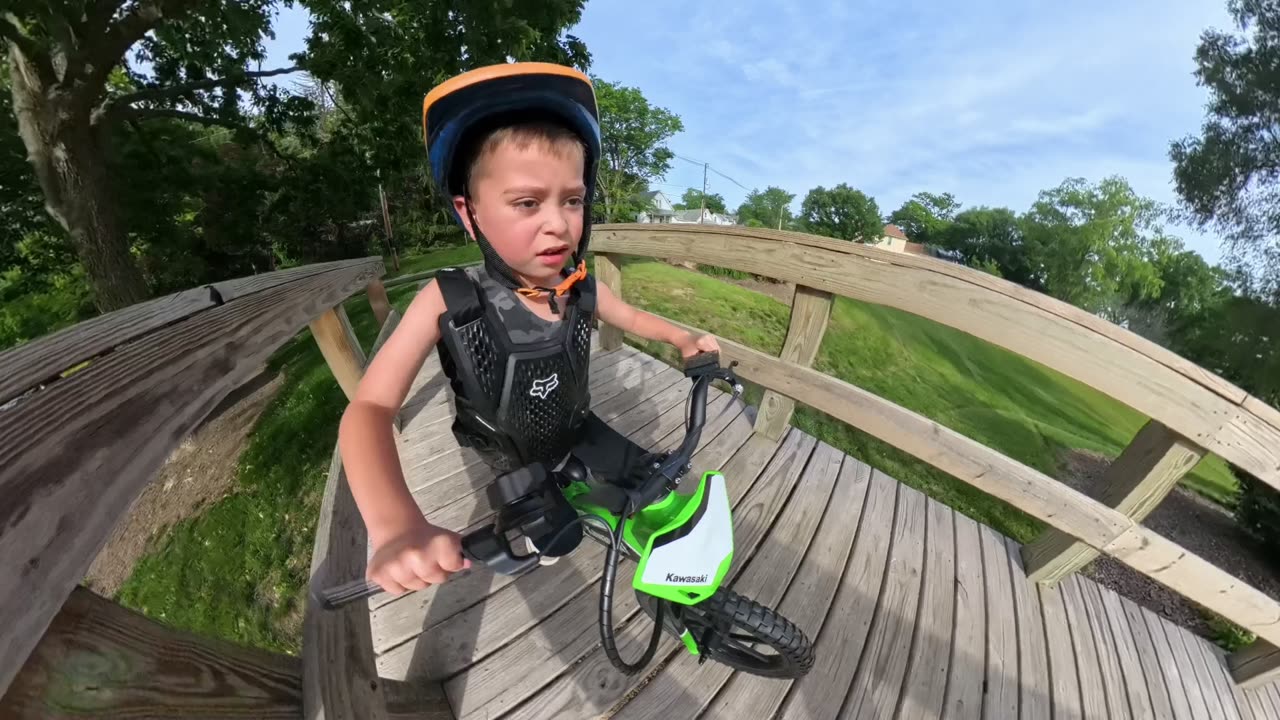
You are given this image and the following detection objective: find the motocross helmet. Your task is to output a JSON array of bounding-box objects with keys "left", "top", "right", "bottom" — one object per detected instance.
[{"left": 423, "top": 62, "right": 601, "bottom": 299}]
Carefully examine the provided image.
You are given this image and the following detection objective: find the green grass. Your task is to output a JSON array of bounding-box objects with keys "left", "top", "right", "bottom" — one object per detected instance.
[
  {"left": 616, "top": 259, "right": 1238, "bottom": 542},
  {"left": 388, "top": 243, "right": 481, "bottom": 278},
  {"left": 116, "top": 284, "right": 420, "bottom": 653}
]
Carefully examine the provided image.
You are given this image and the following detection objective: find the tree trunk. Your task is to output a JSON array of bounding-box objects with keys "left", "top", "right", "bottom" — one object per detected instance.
[{"left": 8, "top": 49, "right": 149, "bottom": 312}]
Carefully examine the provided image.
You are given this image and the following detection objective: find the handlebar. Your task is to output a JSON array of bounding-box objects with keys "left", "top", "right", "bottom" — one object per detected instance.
[{"left": 313, "top": 351, "right": 737, "bottom": 611}]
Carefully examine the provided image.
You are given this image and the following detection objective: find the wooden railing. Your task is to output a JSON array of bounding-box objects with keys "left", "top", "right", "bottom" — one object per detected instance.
[
  {"left": 591, "top": 223, "right": 1280, "bottom": 688},
  {"left": 0, "top": 257, "right": 437, "bottom": 717}
]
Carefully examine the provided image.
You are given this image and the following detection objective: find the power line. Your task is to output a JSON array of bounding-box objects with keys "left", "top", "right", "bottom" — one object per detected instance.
[{"left": 708, "top": 165, "right": 751, "bottom": 192}]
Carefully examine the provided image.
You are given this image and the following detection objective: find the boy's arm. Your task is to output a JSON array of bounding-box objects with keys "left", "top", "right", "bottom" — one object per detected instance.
[
  {"left": 595, "top": 280, "right": 719, "bottom": 357},
  {"left": 338, "top": 281, "right": 450, "bottom": 549}
]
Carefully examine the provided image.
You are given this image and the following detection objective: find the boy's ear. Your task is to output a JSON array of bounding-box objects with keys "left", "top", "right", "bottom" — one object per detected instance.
[{"left": 452, "top": 196, "right": 475, "bottom": 239}]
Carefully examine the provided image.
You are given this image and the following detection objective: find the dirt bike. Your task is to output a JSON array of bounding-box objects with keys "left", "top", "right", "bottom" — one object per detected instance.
[{"left": 317, "top": 352, "right": 814, "bottom": 678}]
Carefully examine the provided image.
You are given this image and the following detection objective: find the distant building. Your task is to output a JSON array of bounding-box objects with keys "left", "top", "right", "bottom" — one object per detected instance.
[
  {"left": 870, "top": 223, "right": 929, "bottom": 255},
  {"left": 635, "top": 190, "right": 738, "bottom": 225},
  {"left": 633, "top": 190, "right": 676, "bottom": 223}
]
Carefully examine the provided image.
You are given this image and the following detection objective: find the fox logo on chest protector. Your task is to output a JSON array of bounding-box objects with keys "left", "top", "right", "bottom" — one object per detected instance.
[{"left": 529, "top": 373, "right": 560, "bottom": 399}]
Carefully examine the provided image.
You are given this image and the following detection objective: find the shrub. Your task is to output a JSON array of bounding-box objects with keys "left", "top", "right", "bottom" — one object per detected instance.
[{"left": 1234, "top": 466, "right": 1280, "bottom": 566}]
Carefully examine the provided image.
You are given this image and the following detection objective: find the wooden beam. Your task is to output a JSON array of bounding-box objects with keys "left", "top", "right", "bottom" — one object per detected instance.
[
  {"left": 310, "top": 304, "right": 368, "bottom": 402},
  {"left": 1023, "top": 420, "right": 1205, "bottom": 584},
  {"left": 1102, "top": 527, "right": 1280, "bottom": 648},
  {"left": 0, "top": 260, "right": 382, "bottom": 698},
  {"left": 0, "top": 587, "right": 301, "bottom": 718},
  {"left": 1230, "top": 640, "right": 1280, "bottom": 689},
  {"left": 367, "top": 280, "right": 392, "bottom": 328},
  {"left": 626, "top": 319, "right": 1131, "bottom": 550},
  {"left": 591, "top": 224, "right": 1280, "bottom": 489},
  {"left": 303, "top": 448, "right": 391, "bottom": 720},
  {"left": 594, "top": 253, "right": 624, "bottom": 351},
  {"left": 754, "top": 284, "right": 833, "bottom": 440}
]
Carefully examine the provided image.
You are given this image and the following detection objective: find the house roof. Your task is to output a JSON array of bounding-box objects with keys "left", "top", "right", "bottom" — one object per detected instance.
[
  {"left": 674, "top": 209, "right": 707, "bottom": 222},
  {"left": 633, "top": 190, "right": 663, "bottom": 202},
  {"left": 883, "top": 223, "right": 909, "bottom": 241}
]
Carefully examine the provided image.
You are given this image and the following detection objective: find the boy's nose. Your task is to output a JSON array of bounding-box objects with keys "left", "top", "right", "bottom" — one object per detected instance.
[{"left": 543, "top": 207, "right": 570, "bottom": 235}]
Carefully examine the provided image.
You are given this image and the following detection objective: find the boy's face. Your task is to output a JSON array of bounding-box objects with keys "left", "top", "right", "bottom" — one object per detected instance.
[{"left": 454, "top": 140, "right": 586, "bottom": 287}]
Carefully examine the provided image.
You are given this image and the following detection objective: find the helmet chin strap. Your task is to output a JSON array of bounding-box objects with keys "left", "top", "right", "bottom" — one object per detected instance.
[{"left": 462, "top": 193, "right": 594, "bottom": 316}]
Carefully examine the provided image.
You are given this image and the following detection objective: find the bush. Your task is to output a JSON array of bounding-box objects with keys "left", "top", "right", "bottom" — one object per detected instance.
[{"left": 1234, "top": 467, "right": 1280, "bottom": 565}]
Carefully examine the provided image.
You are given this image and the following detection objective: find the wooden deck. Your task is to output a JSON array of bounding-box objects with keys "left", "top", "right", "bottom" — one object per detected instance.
[{"left": 369, "top": 343, "right": 1280, "bottom": 720}]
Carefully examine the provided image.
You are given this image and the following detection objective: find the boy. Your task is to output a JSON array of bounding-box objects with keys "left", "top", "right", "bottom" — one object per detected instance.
[{"left": 339, "top": 63, "right": 719, "bottom": 597}]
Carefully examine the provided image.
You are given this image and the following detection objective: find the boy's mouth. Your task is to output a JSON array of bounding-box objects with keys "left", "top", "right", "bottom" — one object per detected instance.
[{"left": 535, "top": 245, "right": 570, "bottom": 266}]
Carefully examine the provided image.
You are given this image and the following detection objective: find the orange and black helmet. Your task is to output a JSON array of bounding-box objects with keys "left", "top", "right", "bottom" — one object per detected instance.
[
  {"left": 423, "top": 62, "right": 600, "bottom": 203},
  {"left": 421, "top": 63, "right": 601, "bottom": 294}
]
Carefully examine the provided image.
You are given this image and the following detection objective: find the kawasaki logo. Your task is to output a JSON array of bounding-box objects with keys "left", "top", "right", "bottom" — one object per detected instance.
[{"left": 665, "top": 573, "right": 708, "bottom": 584}]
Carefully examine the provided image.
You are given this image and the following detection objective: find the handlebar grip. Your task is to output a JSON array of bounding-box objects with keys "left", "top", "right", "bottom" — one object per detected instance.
[
  {"left": 312, "top": 578, "right": 383, "bottom": 610},
  {"left": 683, "top": 350, "right": 721, "bottom": 376}
]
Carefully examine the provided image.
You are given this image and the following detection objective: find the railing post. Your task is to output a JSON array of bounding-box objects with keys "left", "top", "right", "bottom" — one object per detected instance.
[
  {"left": 595, "top": 253, "right": 624, "bottom": 351},
  {"left": 1023, "top": 420, "right": 1205, "bottom": 585},
  {"left": 367, "top": 279, "right": 391, "bottom": 328},
  {"left": 1230, "top": 640, "right": 1280, "bottom": 688},
  {"left": 310, "top": 304, "right": 367, "bottom": 401},
  {"left": 753, "top": 285, "right": 834, "bottom": 441}
]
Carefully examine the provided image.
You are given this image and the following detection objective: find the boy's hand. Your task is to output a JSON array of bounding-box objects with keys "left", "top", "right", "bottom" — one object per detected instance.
[
  {"left": 675, "top": 331, "right": 720, "bottom": 358},
  {"left": 368, "top": 519, "right": 471, "bottom": 596}
]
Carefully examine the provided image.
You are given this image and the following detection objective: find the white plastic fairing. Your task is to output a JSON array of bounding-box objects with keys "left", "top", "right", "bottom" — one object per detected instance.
[{"left": 640, "top": 473, "right": 733, "bottom": 586}]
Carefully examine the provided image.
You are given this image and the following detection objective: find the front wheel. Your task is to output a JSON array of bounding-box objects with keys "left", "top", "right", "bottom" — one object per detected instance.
[{"left": 636, "top": 588, "right": 814, "bottom": 678}]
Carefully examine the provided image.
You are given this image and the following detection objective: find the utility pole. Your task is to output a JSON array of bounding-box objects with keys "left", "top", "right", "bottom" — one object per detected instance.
[
  {"left": 376, "top": 170, "right": 400, "bottom": 271},
  {"left": 699, "top": 162, "right": 708, "bottom": 224}
]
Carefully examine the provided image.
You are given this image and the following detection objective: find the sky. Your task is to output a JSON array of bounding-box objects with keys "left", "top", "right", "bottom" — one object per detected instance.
[{"left": 264, "top": 0, "right": 1235, "bottom": 262}]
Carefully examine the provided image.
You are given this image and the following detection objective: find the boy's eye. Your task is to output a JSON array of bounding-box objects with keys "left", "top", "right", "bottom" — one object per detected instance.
[
  {"left": 515, "top": 199, "right": 538, "bottom": 209},
  {"left": 566, "top": 197, "right": 584, "bottom": 208}
]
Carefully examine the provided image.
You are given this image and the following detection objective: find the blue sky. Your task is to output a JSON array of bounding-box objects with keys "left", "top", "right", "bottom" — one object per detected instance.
[{"left": 265, "top": 0, "right": 1234, "bottom": 262}]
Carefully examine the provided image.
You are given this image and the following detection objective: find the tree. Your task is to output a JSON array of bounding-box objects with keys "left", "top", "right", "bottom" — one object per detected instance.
[
  {"left": 936, "top": 207, "right": 1041, "bottom": 290},
  {"left": 799, "top": 184, "right": 882, "bottom": 242},
  {"left": 2, "top": 1, "right": 311, "bottom": 311},
  {"left": 674, "top": 189, "right": 726, "bottom": 215},
  {"left": 888, "top": 191, "right": 960, "bottom": 245},
  {"left": 737, "top": 186, "right": 795, "bottom": 229},
  {"left": 1021, "top": 177, "right": 1168, "bottom": 312},
  {"left": 587, "top": 78, "right": 682, "bottom": 223},
  {"left": 1170, "top": 0, "right": 1280, "bottom": 293}
]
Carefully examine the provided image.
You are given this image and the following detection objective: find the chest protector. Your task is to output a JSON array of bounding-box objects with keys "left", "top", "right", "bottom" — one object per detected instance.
[{"left": 435, "top": 267, "right": 595, "bottom": 467}]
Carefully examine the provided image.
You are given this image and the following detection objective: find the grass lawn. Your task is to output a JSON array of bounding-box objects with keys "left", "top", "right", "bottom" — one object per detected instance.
[
  {"left": 387, "top": 243, "right": 481, "bottom": 278},
  {"left": 115, "top": 247, "right": 1239, "bottom": 653}
]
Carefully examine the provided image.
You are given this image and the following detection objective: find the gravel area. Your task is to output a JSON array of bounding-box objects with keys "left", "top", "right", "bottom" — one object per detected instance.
[{"left": 1060, "top": 448, "right": 1280, "bottom": 640}]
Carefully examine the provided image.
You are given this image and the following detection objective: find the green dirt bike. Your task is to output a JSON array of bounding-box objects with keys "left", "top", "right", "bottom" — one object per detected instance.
[{"left": 317, "top": 352, "right": 814, "bottom": 678}]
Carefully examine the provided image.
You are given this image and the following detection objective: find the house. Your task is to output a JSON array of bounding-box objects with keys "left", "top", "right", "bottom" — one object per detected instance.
[
  {"left": 633, "top": 190, "right": 675, "bottom": 223},
  {"left": 870, "top": 223, "right": 929, "bottom": 254},
  {"left": 635, "top": 190, "right": 738, "bottom": 225}
]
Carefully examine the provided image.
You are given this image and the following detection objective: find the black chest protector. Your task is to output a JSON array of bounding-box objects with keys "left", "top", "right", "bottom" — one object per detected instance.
[{"left": 435, "top": 267, "right": 595, "bottom": 468}]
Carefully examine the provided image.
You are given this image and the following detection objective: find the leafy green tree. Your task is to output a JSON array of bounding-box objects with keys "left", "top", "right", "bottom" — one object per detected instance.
[
  {"left": 936, "top": 207, "right": 1041, "bottom": 290},
  {"left": 737, "top": 186, "right": 795, "bottom": 229},
  {"left": 1021, "top": 177, "right": 1168, "bottom": 312},
  {"left": 587, "top": 78, "right": 683, "bottom": 222},
  {"left": 888, "top": 191, "right": 960, "bottom": 244},
  {"left": 674, "top": 189, "right": 727, "bottom": 215},
  {"left": 1, "top": 0, "right": 311, "bottom": 310},
  {"left": 799, "top": 184, "right": 882, "bottom": 242},
  {"left": 1170, "top": 0, "right": 1280, "bottom": 292}
]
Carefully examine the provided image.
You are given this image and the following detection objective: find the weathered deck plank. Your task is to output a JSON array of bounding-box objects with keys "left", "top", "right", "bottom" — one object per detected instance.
[
  {"left": 777, "top": 468, "right": 899, "bottom": 720},
  {"left": 942, "top": 513, "right": 986, "bottom": 720},
  {"left": 699, "top": 459, "right": 873, "bottom": 720},
  {"left": 841, "top": 482, "right": 928, "bottom": 719},
  {"left": 1005, "top": 537, "right": 1051, "bottom": 720},
  {"left": 363, "top": 344, "right": 1260, "bottom": 720},
  {"left": 895, "top": 498, "right": 957, "bottom": 720},
  {"left": 1037, "top": 580, "right": 1085, "bottom": 720}
]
